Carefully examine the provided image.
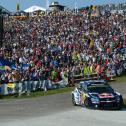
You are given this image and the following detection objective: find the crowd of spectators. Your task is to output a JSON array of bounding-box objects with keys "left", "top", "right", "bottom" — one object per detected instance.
[{"left": 0, "top": 11, "right": 126, "bottom": 85}]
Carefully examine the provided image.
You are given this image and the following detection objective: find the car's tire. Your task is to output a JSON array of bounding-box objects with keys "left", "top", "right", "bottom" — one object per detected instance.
[
  {"left": 72, "top": 94, "right": 77, "bottom": 106},
  {"left": 84, "top": 98, "right": 89, "bottom": 108},
  {"left": 116, "top": 103, "right": 123, "bottom": 110},
  {"left": 117, "top": 96, "right": 123, "bottom": 110},
  {"left": 115, "top": 96, "right": 123, "bottom": 110},
  {"left": 117, "top": 105, "right": 123, "bottom": 110}
]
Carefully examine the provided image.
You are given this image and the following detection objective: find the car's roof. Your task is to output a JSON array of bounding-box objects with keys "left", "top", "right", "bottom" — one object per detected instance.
[{"left": 79, "top": 80, "right": 107, "bottom": 87}]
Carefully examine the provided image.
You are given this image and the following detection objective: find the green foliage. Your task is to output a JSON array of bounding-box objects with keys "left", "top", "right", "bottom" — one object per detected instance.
[{"left": 114, "top": 74, "right": 126, "bottom": 83}]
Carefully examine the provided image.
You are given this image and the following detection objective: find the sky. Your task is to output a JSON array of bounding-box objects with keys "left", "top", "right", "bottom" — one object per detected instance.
[{"left": 0, "top": 0, "right": 126, "bottom": 12}]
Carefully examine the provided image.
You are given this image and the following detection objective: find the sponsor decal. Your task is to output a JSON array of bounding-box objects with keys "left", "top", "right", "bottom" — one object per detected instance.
[
  {"left": 7, "top": 83, "right": 15, "bottom": 89},
  {"left": 80, "top": 93, "right": 87, "bottom": 104},
  {"left": 7, "top": 83, "right": 16, "bottom": 94},
  {"left": 99, "top": 93, "right": 114, "bottom": 98}
]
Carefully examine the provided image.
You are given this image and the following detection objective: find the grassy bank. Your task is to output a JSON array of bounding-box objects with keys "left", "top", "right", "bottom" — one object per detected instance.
[
  {"left": 1, "top": 87, "right": 74, "bottom": 100},
  {"left": 123, "top": 97, "right": 126, "bottom": 105},
  {"left": 113, "top": 74, "right": 126, "bottom": 83}
]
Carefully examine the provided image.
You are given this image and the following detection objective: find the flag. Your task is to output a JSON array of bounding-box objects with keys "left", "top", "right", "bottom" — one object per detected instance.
[{"left": 17, "top": 3, "right": 20, "bottom": 11}]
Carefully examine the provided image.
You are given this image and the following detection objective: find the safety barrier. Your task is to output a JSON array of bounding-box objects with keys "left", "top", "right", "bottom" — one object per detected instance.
[
  {"left": 0, "top": 61, "right": 126, "bottom": 96},
  {"left": 0, "top": 79, "right": 68, "bottom": 96},
  {"left": 73, "top": 73, "right": 99, "bottom": 83},
  {"left": 73, "top": 61, "right": 126, "bottom": 83}
]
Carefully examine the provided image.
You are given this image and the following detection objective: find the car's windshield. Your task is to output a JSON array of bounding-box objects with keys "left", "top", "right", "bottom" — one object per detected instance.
[{"left": 87, "top": 85, "right": 114, "bottom": 93}]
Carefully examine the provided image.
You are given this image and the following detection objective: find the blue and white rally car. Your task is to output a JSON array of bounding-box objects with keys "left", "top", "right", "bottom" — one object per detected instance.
[{"left": 72, "top": 80, "right": 123, "bottom": 109}]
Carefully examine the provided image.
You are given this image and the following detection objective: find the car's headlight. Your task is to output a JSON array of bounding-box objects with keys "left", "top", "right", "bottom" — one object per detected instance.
[{"left": 91, "top": 98, "right": 99, "bottom": 103}]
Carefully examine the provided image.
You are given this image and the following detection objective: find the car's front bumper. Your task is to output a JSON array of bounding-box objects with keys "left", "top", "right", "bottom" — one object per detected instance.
[{"left": 91, "top": 101, "right": 121, "bottom": 109}]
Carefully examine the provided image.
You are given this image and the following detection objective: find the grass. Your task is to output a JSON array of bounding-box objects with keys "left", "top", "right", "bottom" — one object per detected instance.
[
  {"left": 1, "top": 87, "right": 74, "bottom": 100},
  {"left": 124, "top": 98, "right": 126, "bottom": 105},
  {"left": 123, "top": 97, "right": 126, "bottom": 107},
  {"left": 114, "top": 74, "right": 126, "bottom": 83}
]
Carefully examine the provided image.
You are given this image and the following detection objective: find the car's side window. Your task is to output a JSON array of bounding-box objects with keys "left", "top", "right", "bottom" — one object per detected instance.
[
  {"left": 75, "top": 84, "right": 80, "bottom": 92},
  {"left": 82, "top": 84, "right": 87, "bottom": 93},
  {"left": 83, "top": 88, "right": 86, "bottom": 93},
  {"left": 76, "top": 83, "right": 81, "bottom": 90},
  {"left": 79, "top": 85, "right": 82, "bottom": 91}
]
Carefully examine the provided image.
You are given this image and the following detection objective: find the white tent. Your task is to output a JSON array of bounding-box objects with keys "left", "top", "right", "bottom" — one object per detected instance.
[{"left": 24, "top": 5, "right": 46, "bottom": 13}]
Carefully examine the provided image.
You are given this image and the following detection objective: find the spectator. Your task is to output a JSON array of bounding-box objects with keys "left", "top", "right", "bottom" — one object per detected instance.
[{"left": 0, "top": 11, "right": 126, "bottom": 85}]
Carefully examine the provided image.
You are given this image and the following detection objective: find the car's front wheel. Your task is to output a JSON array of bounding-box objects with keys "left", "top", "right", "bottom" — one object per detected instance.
[
  {"left": 72, "top": 94, "right": 77, "bottom": 106},
  {"left": 84, "top": 98, "right": 89, "bottom": 108},
  {"left": 117, "top": 96, "right": 123, "bottom": 110}
]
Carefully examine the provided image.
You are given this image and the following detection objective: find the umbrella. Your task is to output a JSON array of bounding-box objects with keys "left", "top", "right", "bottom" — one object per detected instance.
[{"left": 24, "top": 6, "right": 46, "bottom": 13}]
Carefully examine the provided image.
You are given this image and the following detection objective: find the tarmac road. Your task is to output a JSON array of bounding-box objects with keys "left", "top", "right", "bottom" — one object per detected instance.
[{"left": 0, "top": 82, "right": 126, "bottom": 126}]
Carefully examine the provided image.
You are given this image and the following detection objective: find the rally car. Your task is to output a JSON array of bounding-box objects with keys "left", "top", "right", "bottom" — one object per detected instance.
[{"left": 72, "top": 80, "right": 123, "bottom": 109}]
